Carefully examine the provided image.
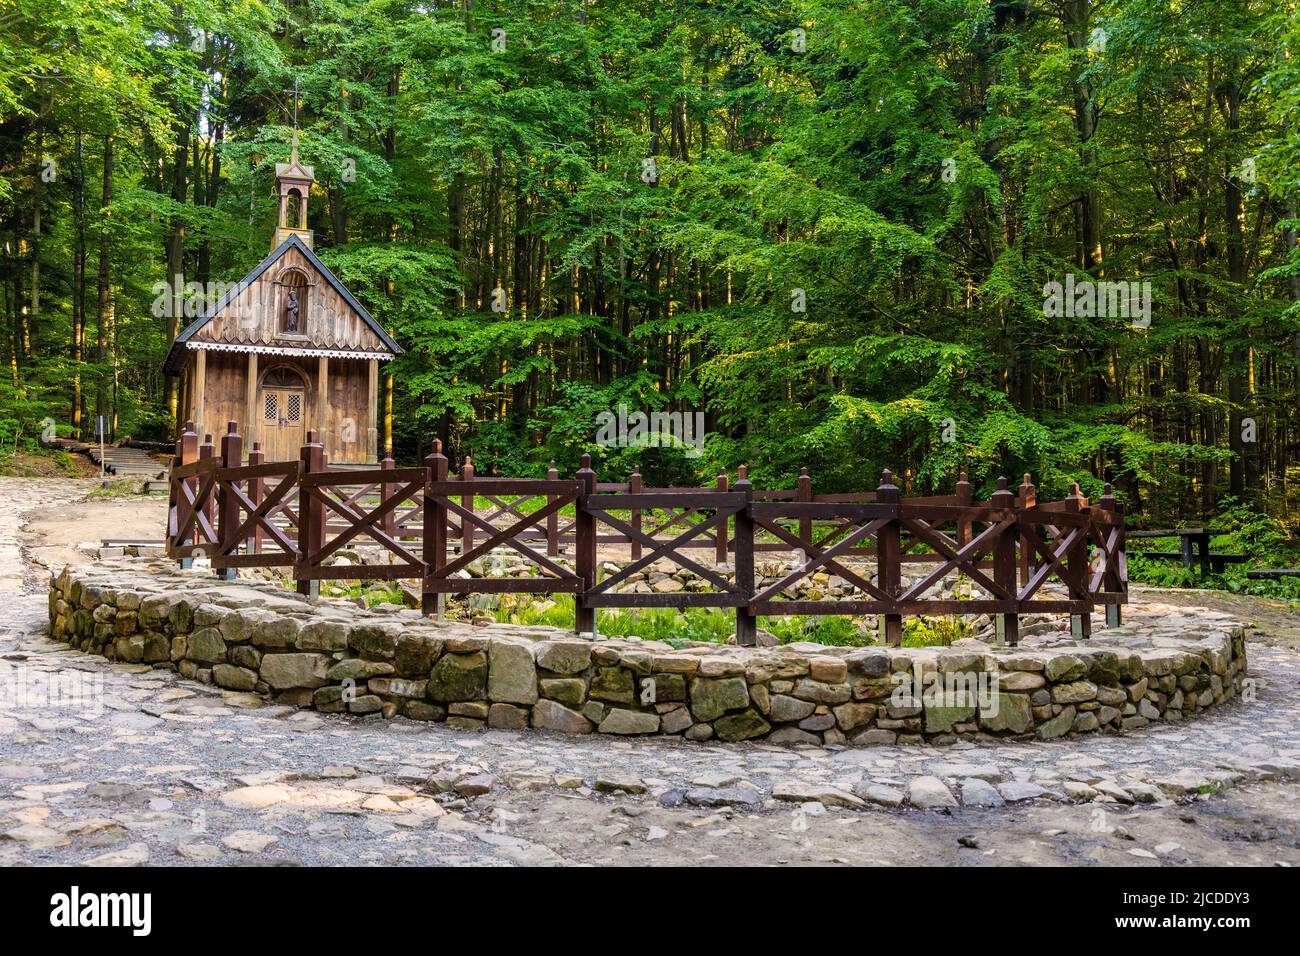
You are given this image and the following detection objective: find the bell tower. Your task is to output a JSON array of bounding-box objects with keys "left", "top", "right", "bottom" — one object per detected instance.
[{"left": 274, "top": 81, "right": 314, "bottom": 249}]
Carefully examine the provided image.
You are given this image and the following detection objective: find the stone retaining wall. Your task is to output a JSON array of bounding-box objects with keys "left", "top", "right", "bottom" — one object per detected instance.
[{"left": 49, "top": 562, "right": 1248, "bottom": 746}]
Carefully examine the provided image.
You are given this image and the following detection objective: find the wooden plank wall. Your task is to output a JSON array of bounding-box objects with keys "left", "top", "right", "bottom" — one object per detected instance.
[
  {"left": 323, "top": 357, "right": 373, "bottom": 463},
  {"left": 190, "top": 245, "right": 390, "bottom": 355},
  {"left": 184, "top": 351, "right": 374, "bottom": 463}
]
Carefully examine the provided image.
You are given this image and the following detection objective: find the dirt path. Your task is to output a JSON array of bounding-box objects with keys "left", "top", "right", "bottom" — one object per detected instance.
[
  {"left": 1, "top": 478, "right": 1297, "bottom": 867},
  {"left": 18, "top": 483, "right": 165, "bottom": 586},
  {"left": 1133, "top": 586, "right": 1300, "bottom": 651}
]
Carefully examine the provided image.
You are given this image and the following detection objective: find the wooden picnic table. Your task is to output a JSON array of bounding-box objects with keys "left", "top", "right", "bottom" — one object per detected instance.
[{"left": 1127, "top": 528, "right": 1245, "bottom": 576}]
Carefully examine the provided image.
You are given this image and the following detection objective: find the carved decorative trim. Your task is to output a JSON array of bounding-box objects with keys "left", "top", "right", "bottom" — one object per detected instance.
[{"left": 186, "top": 341, "right": 394, "bottom": 361}]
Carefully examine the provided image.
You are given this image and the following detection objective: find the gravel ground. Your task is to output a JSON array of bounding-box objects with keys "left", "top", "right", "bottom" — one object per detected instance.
[{"left": 1, "top": 477, "right": 1297, "bottom": 867}]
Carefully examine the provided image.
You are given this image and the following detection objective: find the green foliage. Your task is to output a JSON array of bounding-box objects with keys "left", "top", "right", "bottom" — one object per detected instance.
[
  {"left": 2, "top": 0, "right": 1298, "bottom": 544},
  {"left": 901, "top": 616, "right": 973, "bottom": 648},
  {"left": 765, "top": 615, "right": 872, "bottom": 647},
  {"left": 1128, "top": 498, "right": 1300, "bottom": 598},
  {"left": 487, "top": 592, "right": 881, "bottom": 646},
  {"left": 490, "top": 593, "right": 738, "bottom": 644}
]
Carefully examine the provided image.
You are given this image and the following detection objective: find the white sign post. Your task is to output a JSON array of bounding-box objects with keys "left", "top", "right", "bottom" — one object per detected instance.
[{"left": 96, "top": 415, "right": 108, "bottom": 479}]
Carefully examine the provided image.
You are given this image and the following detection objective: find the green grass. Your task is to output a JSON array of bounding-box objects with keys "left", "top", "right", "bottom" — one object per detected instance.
[
  {"left": 87, "top": 478, "right": 145, "bottom": 497},
  {"left": 485, "top": 591, "right": 926, "bottom": 648},
  {"left": 490, "top": 592, "right": 737, "bottom": 644},
  {"left": 295, "top": 571, "right": 978, "bottom": 648},
  {"left": 288, "top": 552, "right": 984, "bottom": 648},
  {"left": 319, "top": 581, "right": 408, "bottom": 608},
  {"left": 764, "top": 615, "right": 873, "bottom": 646}
]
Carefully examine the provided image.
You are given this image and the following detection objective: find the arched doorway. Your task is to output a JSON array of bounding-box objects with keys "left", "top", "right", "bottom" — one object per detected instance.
[{"left": 258, "top": 364, "right": 308, "bottom": 461}]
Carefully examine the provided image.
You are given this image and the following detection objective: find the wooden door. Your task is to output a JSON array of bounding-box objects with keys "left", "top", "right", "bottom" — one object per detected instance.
[{"left": 259, "top": 385, "right": 306, "bottom": 461}]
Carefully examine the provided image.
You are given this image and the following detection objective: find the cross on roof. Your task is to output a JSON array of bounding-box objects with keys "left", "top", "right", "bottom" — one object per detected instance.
[
  {"left": 285, "top": 77, "right": 303, "bottom": 164},
  {"left": 286, "top": 77, "right": 302, "bottom": 130}
]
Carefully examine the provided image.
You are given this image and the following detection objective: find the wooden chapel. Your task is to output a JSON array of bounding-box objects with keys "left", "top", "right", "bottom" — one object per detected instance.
[{"left": 164, "top": 134, "right": 401, "bottom": 464}]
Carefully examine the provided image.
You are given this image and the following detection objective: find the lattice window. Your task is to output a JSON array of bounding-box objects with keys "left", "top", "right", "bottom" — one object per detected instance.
[
  {"left": 263, "top": 392, "right": 278, "bottom": 424},
  {"left": 285, "top": 392, "right": 302, "bottom": 424}
]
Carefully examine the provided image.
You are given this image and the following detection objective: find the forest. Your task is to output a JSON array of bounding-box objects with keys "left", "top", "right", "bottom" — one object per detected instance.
[{"left": 2, "top": 0, "right": 1299, "bottom": 527}]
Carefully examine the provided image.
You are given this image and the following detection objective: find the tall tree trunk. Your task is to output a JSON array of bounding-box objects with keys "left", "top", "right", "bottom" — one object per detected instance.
[
  {"left": 96, "top": 136, "right": 114, "bottom": 427},
  {"left": 72, "top": 131, "right": 86, "bottom": 438},
  {"left": 1220, "top": 79, "right": 1249, "bottom": 498},
  {"left": 26, "top": 95, "right": 46, "bottom": 369}
]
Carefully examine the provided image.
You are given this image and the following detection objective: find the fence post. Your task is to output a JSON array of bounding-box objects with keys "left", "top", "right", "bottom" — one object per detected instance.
[
  {"left": 381, "top": 453, "right": 396, "bottom": 539},
  {"left": 423, "top": 439, "right": 449, "bottom": 620},
  {"left": 547, "top": 461, "right": 560, "bottom": 557},
  {"left": 199, "top": 432, "right": 217, "bottom": 540},
  {"left": 296, "top": 429, "right": 325, "bottom": 599},
  {"left": 574, "top": 453, "right": 597, "bottom": 636},
  {"left": 1194, "top": 529, "right": 1211, "bottom": 578},
  {"left": 733, "top": 465, "right": 756, "bottom": 646},
  {"left": 628, "top": 467, "right": 642, "bottom": 562},
  {"left": 955, "top": 471, "right": 972, "bottom": 547},
  {"left": 319, "top": 445, "right": 332, "bottom": 563},
  {"left": 460, "top": 455, "right": 474, "bottom": 555},
  {"left": 166, "top": 432, "right": 181, "bottom": 547},
  {"left": 715, "top": 467, "right": 729, "bottom": 565},
  {"left": 796, "top": 466, "right": 812, "bottom": 561},
  {"left": 1018, "top": 473, "right": 1036, "bottom": 590},
  {"left": 172, "top": 421, "right": 199, "bottom": 569},
  {"left": 216, "top": 421, "right": 241, "bottom": 580},
  {"left": 1099, "top": 482, "right": 1122, "bottom": 627},
  {"left": 876, "top": 469, "right": 903, "bottom": 647},
  {"left": 1067, "top": 483, "right": 1092, "bottom": 640},
  {"left": 992, "top": 476, "right": 1019, "bottom": 645},
  {"left": 247, "top": 441, "right": 264, "bottom": 554}
]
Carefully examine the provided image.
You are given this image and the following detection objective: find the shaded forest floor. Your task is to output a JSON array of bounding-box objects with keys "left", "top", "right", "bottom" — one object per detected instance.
[{"left": 0, "top": 450, "right": 99, "bottom": 479}]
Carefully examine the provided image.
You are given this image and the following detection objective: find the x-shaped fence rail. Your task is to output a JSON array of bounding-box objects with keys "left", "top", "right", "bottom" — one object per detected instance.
[{"left": 166, "top": 423, "right": 1127, "bottom": 646}]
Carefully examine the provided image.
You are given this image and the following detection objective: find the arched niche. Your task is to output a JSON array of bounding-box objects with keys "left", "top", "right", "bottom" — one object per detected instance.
[{"left": 274, "top": 266, "right": 313, "bottom": 336}]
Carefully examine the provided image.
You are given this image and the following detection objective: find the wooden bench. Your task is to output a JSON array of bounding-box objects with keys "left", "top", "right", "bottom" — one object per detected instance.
[
  {"left": 1246, "top": 568, "right": 1300, "bottom": 580},
  {"left": 1128, "top": 528, "right": 1245, "bottom": 576}
]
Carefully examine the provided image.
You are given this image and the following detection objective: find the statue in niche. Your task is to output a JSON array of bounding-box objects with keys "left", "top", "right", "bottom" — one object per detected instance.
[{"left": 285, "top": 288, "right": 300, "bottom": 333}]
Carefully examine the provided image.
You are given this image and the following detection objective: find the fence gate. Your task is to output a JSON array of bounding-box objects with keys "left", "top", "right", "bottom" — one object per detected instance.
[
  {"left": 423, "top": 477, "right": 585, "bottom": 597},
  {"left": 212, "top": 459, "right": 301, "bottom": 571},
  {"left": 166, "top": 457, "right": 219, "bottom": 560},
  {"left": 297, "top": 465, "right": 427, "bottom": 584},
  {"left": 580, "top": 483, "right": 756, "bottom": 641},
  {"left": 1016, "top": 499, "right": 1097, "bottom": 638},
  {"left": 747, "top": 501, "right": 894, "bottom": 615}
]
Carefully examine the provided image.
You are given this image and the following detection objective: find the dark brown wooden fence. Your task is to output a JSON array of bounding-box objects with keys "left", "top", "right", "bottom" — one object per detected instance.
[{"left": 165, "top": 421, "right": 1127, "bottom": 646}]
